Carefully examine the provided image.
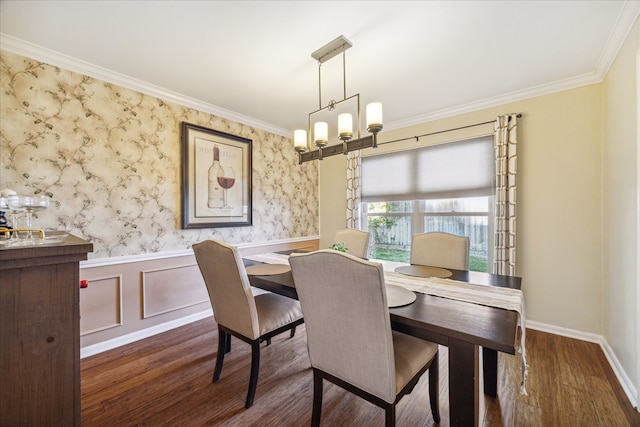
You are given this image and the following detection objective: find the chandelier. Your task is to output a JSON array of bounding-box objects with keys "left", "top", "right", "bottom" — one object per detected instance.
[{"left": 294, "top": 35, "right": 383, "bottom": 164}]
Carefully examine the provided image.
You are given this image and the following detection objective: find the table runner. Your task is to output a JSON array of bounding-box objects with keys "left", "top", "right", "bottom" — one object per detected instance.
[
  {"left": 245, "top": 252, "right": 528, "bottom": 394},
  {"left": 384, "top": 271, "right": 528, "bottom": 394}
]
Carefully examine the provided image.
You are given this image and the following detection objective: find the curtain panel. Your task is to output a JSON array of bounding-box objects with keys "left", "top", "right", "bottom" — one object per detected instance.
[
  {"left": 346, "top": 151, "right": 361, "bottom": 228},
  {"left": 493, "top": 114, "right": 518, "bottom": 276}
]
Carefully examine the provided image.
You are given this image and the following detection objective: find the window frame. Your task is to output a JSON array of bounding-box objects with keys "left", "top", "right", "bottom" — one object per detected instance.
[
  {"left": 358, "top": 131, "right": 497, "bottom": 272},
  {"left": 360, "top": 197, "right": 495, "bottom": 271}
]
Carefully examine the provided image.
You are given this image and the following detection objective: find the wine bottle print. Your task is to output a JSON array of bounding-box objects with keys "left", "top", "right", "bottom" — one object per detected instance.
[{"left": 207, "top": 145, "right": 224, "bottom": 208}]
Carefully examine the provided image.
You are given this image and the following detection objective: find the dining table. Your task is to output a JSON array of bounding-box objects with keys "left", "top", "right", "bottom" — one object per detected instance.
[{"left": 243, "top": 252, "right": 522, "bottom": 427}]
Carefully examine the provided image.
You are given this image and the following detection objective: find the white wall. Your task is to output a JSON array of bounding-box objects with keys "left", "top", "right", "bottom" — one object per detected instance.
[
  {"left": 603, "top": 16, "right": 639, "bottom": 407},
  {"left": 321, "top": 84, "right": 604, "bottom": 334},
  {"left": 320, "top": 20, "right": 640, "bottom": 408}
]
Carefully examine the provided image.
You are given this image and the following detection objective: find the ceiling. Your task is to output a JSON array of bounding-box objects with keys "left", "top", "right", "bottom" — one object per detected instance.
[{"left": 1, "top": 1, "right": 638, "bottom": 136}]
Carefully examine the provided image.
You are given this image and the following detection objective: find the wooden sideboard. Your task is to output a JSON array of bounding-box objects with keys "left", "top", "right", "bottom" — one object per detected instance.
[{"left": 0, "top": 234, "right": 93, "bottom": 427}]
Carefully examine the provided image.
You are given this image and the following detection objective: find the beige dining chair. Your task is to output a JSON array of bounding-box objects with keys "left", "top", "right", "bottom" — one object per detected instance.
[
  {"left": 410, "top": 231, "right": 470, "bottom": 271},
  {"left": 289, "top": 250, "right": 440, "bottom": 427},
  {"left": 333, "top": 228, "right": 371, "bottom": 258},
  {"left": 192, "top": 239, "right": 304, "bottom": 409}
]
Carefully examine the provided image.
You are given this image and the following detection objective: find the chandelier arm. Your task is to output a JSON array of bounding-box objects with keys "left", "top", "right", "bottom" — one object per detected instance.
[{"left": 298, "top": 135, "right": 377, "bottom": 164}]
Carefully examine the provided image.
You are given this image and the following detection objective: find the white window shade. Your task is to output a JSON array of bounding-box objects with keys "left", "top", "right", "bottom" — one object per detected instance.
[{"left": 361, "top": 136, "right": 494, "bottom": 202}]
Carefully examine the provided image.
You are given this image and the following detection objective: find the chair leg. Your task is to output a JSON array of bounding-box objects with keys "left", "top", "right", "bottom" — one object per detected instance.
[
  {"left": 245, "top": 340, "right": 261, "bottom": 409},
  {"left": 224, "top": 331, "right": 231, "bottom": 353},
  {"left": 384, "top": 404, "right": 396, "bottom": 427},
  {"left": 290, "top": 325, "right": 297, "bottom": 338},
  {"left": 311, "top": 369, "right": 324, "bottom": 427},
  {"left": 213, "top": 327, "right": 226, "bottom": 383},
  {"left": 428, "top": 352, "right": 440, "bottom": 423}
]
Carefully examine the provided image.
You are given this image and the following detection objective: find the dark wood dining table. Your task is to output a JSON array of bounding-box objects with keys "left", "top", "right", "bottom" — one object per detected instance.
[{"left": 244, "top": 254, "right": 522, "bottom": 427}]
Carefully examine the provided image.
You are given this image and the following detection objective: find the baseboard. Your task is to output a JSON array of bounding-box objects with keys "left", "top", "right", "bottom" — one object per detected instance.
[
  {"left": 525, "top": 319, "right": 602, "bottom": 343},
  {"left": 80, "top": 309, "right": 213, "bottom": 359},
  {"left": 600, "top": 338, "right": 639, "bottom": 411},
  {"left": 526, "top": 319, "right": 638, "bottom": 409}
]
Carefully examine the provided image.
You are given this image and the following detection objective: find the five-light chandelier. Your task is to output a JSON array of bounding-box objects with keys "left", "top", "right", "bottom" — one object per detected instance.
[{"left": 294, "top": 35, "right": 383, "bottom": 164}]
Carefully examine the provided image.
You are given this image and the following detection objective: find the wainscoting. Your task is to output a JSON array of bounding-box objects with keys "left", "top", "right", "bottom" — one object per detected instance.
[{"left": 79, "top": 237, "right": 319, "bottom": 357}]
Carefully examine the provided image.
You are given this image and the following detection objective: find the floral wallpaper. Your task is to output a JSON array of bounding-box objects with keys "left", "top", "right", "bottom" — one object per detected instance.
[{"left": 0, "top": 50, "right": 318, "bottom": 259}]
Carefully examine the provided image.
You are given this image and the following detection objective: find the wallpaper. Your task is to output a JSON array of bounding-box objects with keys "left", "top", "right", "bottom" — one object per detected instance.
[{"left": 0, "top": 50, "right": 319, "bottom": 259}]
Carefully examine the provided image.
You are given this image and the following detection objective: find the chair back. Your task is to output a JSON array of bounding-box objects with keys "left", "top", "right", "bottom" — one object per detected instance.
[
  {"left": 410, "top": 232, "right": 470, "bottom": 270},
  {"left": 289, "top": 250, "right": 396, "bottom": 402},
  {"left": 193, "top": 239, "right": 260, "bottom": 339},
  {"left": 333, "top": 229, "right": 371, "bottom": 258}
]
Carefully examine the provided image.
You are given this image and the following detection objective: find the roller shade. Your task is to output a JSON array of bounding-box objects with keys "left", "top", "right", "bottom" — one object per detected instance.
[{"left": 361, "top": 136, "right": 494, "bottom": 202}]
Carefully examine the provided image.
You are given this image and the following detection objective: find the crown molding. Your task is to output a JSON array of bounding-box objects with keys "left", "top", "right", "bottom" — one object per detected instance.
[
  {"left": 594, "top": 0, "right": 640, "bottom": 78},
  {"left": 386, "top": 71, "right": 602, "bottom": 131},
  {"left": 0, "top": 33, "right": 292, "bottom": 138}
]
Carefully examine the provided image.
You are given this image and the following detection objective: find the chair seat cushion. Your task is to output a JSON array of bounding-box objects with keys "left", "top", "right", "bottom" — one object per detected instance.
[
  {"left": 255, "top": 292, "right": 303, "bottom": 336},
  {"left": 392, "top": 331, "right": 438, "bottom": 393}
]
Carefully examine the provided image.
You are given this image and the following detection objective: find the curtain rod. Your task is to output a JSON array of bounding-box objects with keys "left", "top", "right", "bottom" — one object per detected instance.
[{"left": 378, "top": 113, "right": 522, "bottom": 146}]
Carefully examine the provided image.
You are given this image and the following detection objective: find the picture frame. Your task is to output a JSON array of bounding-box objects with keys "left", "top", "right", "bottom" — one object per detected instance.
[{"left": 181, "top": 122, "right": 252, "bottom": 228}]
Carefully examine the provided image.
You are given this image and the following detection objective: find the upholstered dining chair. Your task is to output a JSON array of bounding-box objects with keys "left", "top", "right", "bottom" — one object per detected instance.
[
  {"left": 410, "top": 231, "right": 470, "bottom": 271},
  {"left": 333, "top": 228, "right": 371, "bottom": 259},
  {"left": 289, "top": 250, "right": 440, "bottom": 427},
  {"left": 192, "top": 239, "right": 304, "bottom": 409}
]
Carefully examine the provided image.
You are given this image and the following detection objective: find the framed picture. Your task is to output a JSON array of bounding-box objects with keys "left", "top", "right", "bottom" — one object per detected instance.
[{"left": 181, "top": 122, "right": 252, "bottom": 228}]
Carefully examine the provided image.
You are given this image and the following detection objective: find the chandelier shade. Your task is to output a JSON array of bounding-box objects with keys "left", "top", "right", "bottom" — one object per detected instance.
[
  {"left": 366, "top": 102, "right": 383, "bottom": 133},
  {"left": 338, "top": 113, "right": 353, "bottom": 140}
]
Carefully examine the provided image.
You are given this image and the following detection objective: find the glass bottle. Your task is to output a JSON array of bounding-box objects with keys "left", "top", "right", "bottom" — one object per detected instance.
[
  {"left": 208, "top": 145, "right": 224, "bottom": 208},
  {"left": 0, "top": 210, "right": 8, "bottom": 228}
]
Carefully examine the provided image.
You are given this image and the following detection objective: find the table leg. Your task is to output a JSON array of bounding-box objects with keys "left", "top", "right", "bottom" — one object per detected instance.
[
  {"left": 482, "top": 347, "right": 498, "bottom": 397},
  {"left": 448, "top": 338, "right": 479, "bottom": 427}
]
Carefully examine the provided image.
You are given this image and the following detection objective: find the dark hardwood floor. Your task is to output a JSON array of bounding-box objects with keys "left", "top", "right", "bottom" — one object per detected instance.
[{"left": 81, "top": 317, "right": 639, "bottom": 426}]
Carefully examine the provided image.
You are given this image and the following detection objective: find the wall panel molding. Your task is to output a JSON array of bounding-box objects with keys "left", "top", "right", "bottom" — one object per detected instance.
[
  {"left": 141, "top": 264, "right": 208, "bottom": 319},
  {"left": 78, "top": 239, "right": 318, "bottom": 349},
  {"left": 80, "top": 275, "right": 123, "bottom": 336}
]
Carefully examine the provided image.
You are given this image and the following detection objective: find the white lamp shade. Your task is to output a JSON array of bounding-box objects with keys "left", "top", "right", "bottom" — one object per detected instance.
[
  {"left": 338, "top": 113, "right": 353, "bottom": 138},
  {"left": 366, "top": 102, "right": 383, "bottom": 127},
  {"left": 314, "top": 122, "right": 328, "bottom": 143},
  {"left": 294, "top": 129, "right": 307, "bottom": 150}
]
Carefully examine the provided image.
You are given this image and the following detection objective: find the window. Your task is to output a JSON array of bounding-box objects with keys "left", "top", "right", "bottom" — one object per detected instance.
[{"left": 360, "top": 137, "right": 494, "bottom": 272}]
